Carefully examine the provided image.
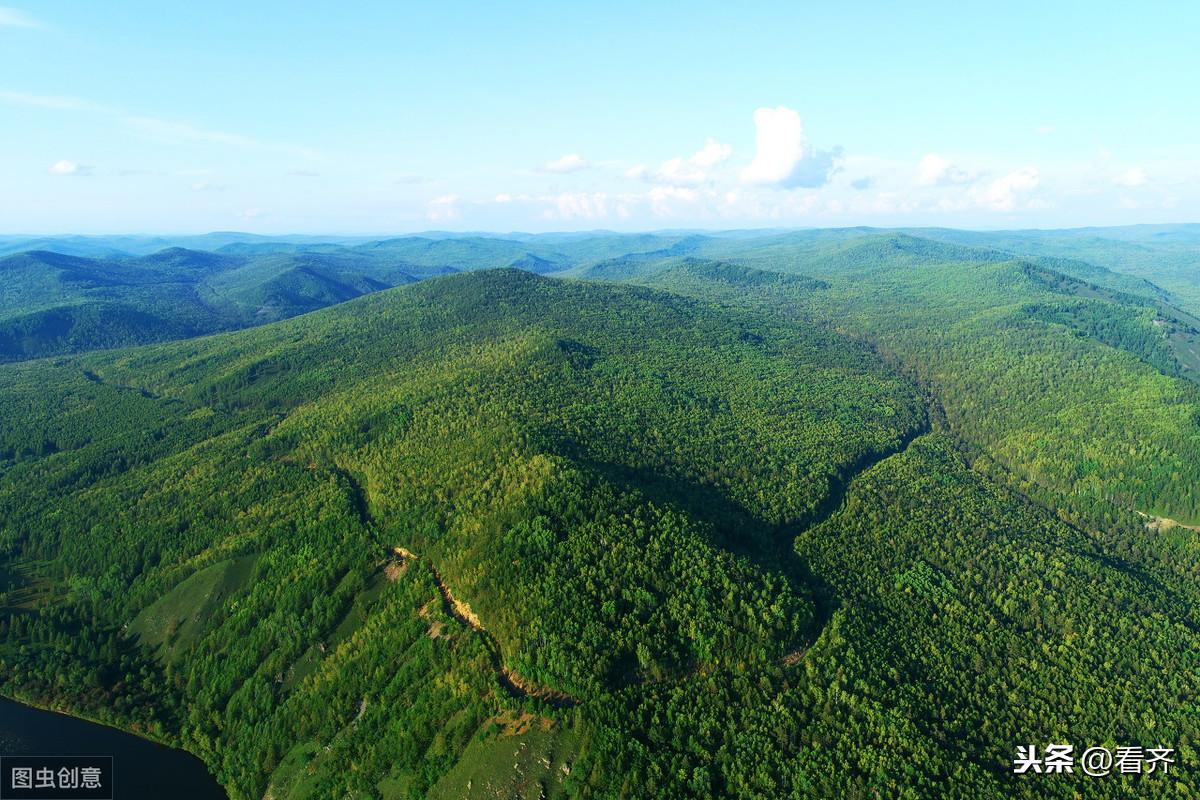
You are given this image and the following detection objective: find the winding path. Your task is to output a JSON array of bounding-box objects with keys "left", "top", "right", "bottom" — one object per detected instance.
[{"left": 392, "top": 546, "right": 577, "bottom": 708}]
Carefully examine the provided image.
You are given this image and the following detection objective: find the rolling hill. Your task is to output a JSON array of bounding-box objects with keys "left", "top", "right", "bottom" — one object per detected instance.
[{"left": 3, "top": 230, "right": 1200, "bottom": 798}]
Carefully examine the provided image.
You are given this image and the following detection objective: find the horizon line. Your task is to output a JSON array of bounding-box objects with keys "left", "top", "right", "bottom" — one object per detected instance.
[{"left": 3, "top": 221, "right": 1199, "bottom": 240}]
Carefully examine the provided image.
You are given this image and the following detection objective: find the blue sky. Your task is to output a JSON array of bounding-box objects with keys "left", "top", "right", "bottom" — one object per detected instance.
[{"left": 2, "top": 1, "right": 1198, "bottom": 233}]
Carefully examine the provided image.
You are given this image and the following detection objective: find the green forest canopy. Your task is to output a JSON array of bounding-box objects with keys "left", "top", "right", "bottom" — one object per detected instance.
[{"left": 3, "top": 228, "right": 1200, "bottom": 798}]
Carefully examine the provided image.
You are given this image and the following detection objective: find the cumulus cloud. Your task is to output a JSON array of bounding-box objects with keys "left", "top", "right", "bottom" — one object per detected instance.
[
  {"left": 627, "top": 138, "right": 734, "bottom": 186},
  {"left": 741, "top": 106, "right": 840, "bottom": 188},
  {"left": 535, "top": 186, "right": 708, "bottom": 220},
  {"left": 654, "top": 156, "right": 705, "bottom": 185},
  {"left": 647, "top": 185, "right": 699, "bottom": 216},
  {"left": 1114, "top": 167, "right": 1147, "bottom": 187},
  {"left": 690, "top": 137, "right": 732, "bottom": 169},
  {"left": 427, "top": 194, "right": 460, "bottom": 221},
  {"left": 493, "top": 193, "right": 513, "bottom": 203},
  {"left": 850, "top": 176, "right": 876, "bottom": 190},
  {"left": 975, "top": 167, "right": 1040, "bottom": 211},
  {"left": 916, "top": 153, "right": 975, "bottom": 186},
  {"left": 541, "top": 153, "right": 588, "bottom": 173},
  {"left": 48, "top": 160, "right": 90, "bottom": 176},
  {"left": 543, "top": 191, "right": 609, "bottom": 220}
]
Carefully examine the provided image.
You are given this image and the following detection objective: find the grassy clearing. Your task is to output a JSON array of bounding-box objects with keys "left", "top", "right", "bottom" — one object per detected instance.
[
  {"left": 127, "top": 554, "right": 258, "bottom": 662},
  {"left": 426, "top": 717, "right": 580, "bottom": 800}
]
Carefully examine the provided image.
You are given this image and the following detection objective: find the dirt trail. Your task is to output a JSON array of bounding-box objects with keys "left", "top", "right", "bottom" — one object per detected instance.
[
  {"left": 1137, "top": 510, "right": 1200, "bottom": 533},
  {"left": 779, "top": 649, "right": 806, "bottom": 667},
  {"left": 391, "top": 547, "right": 577, "bottom": 708}
]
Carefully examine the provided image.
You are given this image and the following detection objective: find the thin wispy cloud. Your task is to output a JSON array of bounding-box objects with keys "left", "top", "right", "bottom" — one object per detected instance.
[
  {"left": 1, "top": 87, "right": 319, "bottom": 160},
  {"left": 427, "top": 194, "right": 461, "bottom": 221},
  {"left": 0, "top": 6, "right": 39, "bottom": 28},
  {"left": 1114, "top": 167, "right": 1148, "bottom": 188},
  {"left": 974, "top": 167, "right": 1040, "bottom": 211},
  {"left": 124, "top": 116, "right": 318, "bottom": 159},
  {"left": 0, "top": 90, "right": 108, "bottom": 112},
  {"left": 124, "top": 116, "right": 259, "bottom": 148}
]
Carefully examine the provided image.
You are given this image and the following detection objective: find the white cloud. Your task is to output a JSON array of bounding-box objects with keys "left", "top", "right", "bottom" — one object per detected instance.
[
  {"left": 626, "top": 138, "right": 734, "bottom": 186},
  {"left": 1035, "top": 124, "right": 1057, "bottom": 136},
  {"left": 0, "top": 6, "right": 38, "bottom": 28},
  {"left": 0, "top": 90, "right": 105, "bottom": 111},
  {"left": 541, "top": 153, "right": 588, "bottom": 173},
  {"left": 655, "top": 156, "right": 705, "bottom": 185},
  {"left": 647, "top": 185, "right": 698, "bottom": 216},
  {"left": 690, "top": 137, "right": 732, "bottom": 168},
  {"left": 123, "top": 115, "right": 318, "bottom": 159},
  {"left": 544, "top": 191, "right": 609, "bottom": 220},
  {"left": 191, "top": 181, "right": 227, "bottom": 191},
  {"left": 427, "top": 194, "right": 460, "bottom": 221},
  {"left": 1, "top": 89, "right": 318, "bottom": 159},
  {"left": 916, "top": 153, "right": 975, "bottom": 186},
  {"left": 975, "top": 167, "right": 1040, "bottom": 211},
  {"left": 493, "top": 193, "right": 513, "bottom": 203},
  {"left": 49, "top": 160, "right": 90, "bottom": 176},
  {"left": 741, "top": 106, "right": 840, "bottom": 188},
  {"left": 1114, "top": 167, "right": 1147, "bottom": 187},
  {"left": 125, "top": 116, "right": 258, "bottom": 148}
]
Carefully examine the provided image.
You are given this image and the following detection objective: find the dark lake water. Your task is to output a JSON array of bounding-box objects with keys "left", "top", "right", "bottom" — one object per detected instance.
[{"left": 0, "top": 697, "right": 228, "bottom": 799}]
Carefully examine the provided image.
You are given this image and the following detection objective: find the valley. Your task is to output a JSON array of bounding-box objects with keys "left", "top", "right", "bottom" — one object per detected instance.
[{"left": 3, "top": 227, "right": 1200, "bottom": 798}]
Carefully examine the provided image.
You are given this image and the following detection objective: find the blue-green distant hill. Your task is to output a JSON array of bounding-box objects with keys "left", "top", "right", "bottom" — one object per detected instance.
[{"left": 7, "top": 225, "right": 1198, "bottom": 363}]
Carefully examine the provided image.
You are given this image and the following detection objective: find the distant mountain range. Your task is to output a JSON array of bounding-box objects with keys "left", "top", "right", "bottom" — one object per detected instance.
[{"left": 3, "top": 225, "right": 1199, "bottom": 363}]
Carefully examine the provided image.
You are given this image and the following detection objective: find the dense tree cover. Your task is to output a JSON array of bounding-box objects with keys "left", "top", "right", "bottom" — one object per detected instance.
[
  {"left": 1022, "top": 299, "right": 1185, "bottom": 380},
  {"left": 563, "top": 435, "right": 1200, "bottom": 798},
  {"left": 3, "top": 231, "right": 1200, "bottom": 798},
  {"left": 1, "top": 270, "right": 923, "bottom": 797},
  {"left": 0, "top": 248, "right": 429, "bottom": 361},
  {"left": 913, "top": 225, "right": 1200, "bottom": 313},
  {"left": 637, "top": 241, "right": 1200, "bottom": 526}
]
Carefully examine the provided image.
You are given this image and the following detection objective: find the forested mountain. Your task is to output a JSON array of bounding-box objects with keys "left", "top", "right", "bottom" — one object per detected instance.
[
  {"left": 6, "top": 225, "right": 1194, "bottom": 363},
  {"left": 0, "top": 248, "right": 423, "bottom": 361},
  {"left": 3, "top": 228, "right": 1200, "bottom": 798}
]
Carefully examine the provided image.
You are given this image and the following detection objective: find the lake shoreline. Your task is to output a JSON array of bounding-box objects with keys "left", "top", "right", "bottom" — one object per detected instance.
[{"left": 0, "top": 694, "right": 228, "bottom": 800}]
